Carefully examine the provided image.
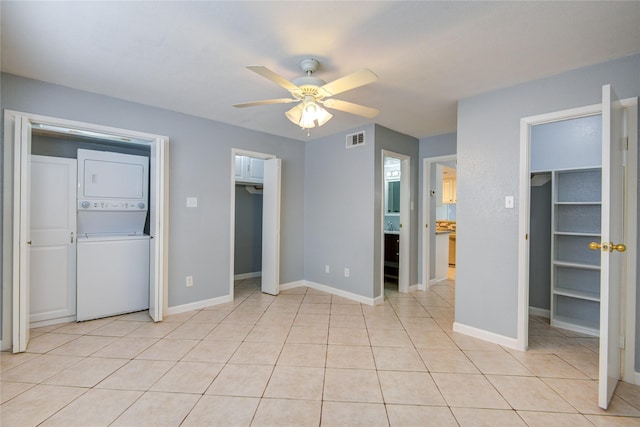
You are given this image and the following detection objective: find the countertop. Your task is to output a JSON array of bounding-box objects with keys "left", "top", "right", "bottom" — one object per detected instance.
[{"left": 384, "top": 230, "right": 400, "bottom": 235}]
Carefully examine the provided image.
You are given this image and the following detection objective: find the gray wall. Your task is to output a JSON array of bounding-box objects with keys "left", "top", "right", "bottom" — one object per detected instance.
[
  {"left": 374, "top": 124, "right": 420, "bottom": 294},
  {"left": 234, "top": 185, "right": 262, "bottom": 276},
  {"left": 1, "top": 73, "right": 305, "bottom": 318},
  {"left": 455, "top": 54, "right": 640, "bottom": 341},
  {"left": 418, "top": 133, "right": 457, "bottom": 283},
  {"left": 529, "top": 180, "right": 551, "bottom": 311},
  {"left": 303, "top": 124, "right": 376, "bottom": 297}
]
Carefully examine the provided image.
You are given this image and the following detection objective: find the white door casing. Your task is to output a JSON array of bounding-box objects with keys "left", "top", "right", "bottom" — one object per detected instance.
[
  {"left": 5, "top": 111, "right": 169, "bottom": 353},
  {"left": 29, "top": 156, "right": 77, "bottom": 324},
  {"left": 12, "top": 116, "right": 32, "bottom": 353},
  {"left": 598, "top": 84, "right": 625, "bottom": 409},
  {"left": 261, "top": 157, "right": 281, "bottom": 296},
  {"left": 399, "top": 155, "right": 411, "bottom": 293}
]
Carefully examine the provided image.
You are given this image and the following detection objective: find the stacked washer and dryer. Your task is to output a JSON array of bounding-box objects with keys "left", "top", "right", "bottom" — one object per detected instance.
[{"left": 76, "top": 149, "right": 150, "bottom": 321}]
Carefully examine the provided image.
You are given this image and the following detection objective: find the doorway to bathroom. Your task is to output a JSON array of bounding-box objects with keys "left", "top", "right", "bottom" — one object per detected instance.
[{"left": 381, "top": 150, "right": 410, "bottom": 296}]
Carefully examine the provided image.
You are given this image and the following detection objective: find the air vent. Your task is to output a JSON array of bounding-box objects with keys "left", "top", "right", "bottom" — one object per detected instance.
[{"left": 346, "top": 131, "right": 365, "bottom": 149}]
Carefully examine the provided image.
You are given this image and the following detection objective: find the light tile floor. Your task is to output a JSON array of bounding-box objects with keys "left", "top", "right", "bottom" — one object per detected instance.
[{"left": 2, "top": 277, "right": 640, "bottom": 426}]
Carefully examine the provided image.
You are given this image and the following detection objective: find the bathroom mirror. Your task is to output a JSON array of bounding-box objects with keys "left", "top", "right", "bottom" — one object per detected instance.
[{"left": 386, "top": 180, "right": 400, "bottom": 213}]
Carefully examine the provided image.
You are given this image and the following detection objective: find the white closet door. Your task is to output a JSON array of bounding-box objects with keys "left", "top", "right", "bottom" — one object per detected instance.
[
  {"left": 598, "top": 84, "right": 625, "bottom": 409},
  {"left": 261, "top": 158, "right": 281, "bottom": 295},
  {"left": 30, "top": 156, "right": 77, "bottom": 323}
]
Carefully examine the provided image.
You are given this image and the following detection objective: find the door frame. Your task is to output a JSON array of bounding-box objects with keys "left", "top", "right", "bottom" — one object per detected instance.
[
  {"left": 516, "top": 98, "right": 638, "bottom": 376},
  {"left": 2, "top": 110, "right": 170, "bottom": 351},
  {"left": 422, "top": 154, "right": 457, "bottom": 288},
  {"left": 229, "top": 148, "right": 278, "bottom": 299},
  {"left": 381, "top": 150, "right": 410, "bottom": 295}
]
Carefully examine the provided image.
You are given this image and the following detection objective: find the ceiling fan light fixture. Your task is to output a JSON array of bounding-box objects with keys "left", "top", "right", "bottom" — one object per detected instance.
[
  {"left": 286, "top": 98, "right": 333, "bottom": 129},
  {"left": 285, "top": 104, "right": 303, "bottom": 125}
]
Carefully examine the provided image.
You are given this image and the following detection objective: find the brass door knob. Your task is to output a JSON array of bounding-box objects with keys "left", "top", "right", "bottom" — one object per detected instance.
[
  {"left": 588, "top": 242, "right": 601, "bottom": 251},
  {"left": 610, "top": 243, "right": 627, "bottom": 252},
  {"left": 589, "top": 241, "right": 626, "bottom": 252}
]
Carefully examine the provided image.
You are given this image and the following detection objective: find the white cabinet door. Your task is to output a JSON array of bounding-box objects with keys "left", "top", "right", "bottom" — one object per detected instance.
[
  {"left": 247, "top": 157, "right": 264, "bottom": 182},
  {"left": 235, "top": 155, "right": 264, "bottom": 184},
  {"left": 30, "top": 156, "right": 77, "bottom": 324}
]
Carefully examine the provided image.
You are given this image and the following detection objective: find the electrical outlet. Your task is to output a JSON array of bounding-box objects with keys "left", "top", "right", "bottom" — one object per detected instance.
[
  {"left": 185, "top": 275, "right": 193, "bottom": 287},
  {"left": 344, "top": 268, "right": 350, "bottom": 278},
  {"left": 325, "top": 265, "right": 330, "bottom": 273}
]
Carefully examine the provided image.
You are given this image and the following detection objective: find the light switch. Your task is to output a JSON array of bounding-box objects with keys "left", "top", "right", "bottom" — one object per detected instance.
[
  {"left": 186, "top": 197, "right": 198, "bottom": 208},
  {"left": 505, "top": 196, "right": 514, "bottom": 209}
]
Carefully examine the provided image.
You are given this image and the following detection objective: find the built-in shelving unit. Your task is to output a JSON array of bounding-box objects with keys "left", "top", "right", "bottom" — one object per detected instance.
[{"left": 550, "top": 168, "right": 602, "bottom": 336}]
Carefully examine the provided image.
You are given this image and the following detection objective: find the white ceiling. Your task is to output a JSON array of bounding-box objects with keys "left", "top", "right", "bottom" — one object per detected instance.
[{"left": 2, "top": 1, "right": 638, "bottom": 142}]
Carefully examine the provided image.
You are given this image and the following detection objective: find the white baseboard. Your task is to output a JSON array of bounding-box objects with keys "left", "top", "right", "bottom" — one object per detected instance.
[
  {"left": 234, "top": 271, "right": 261, "bottom": 280},
  {"left": 408, "top": 284, "right": 420, "bottom": 293},
  {"left": 303, "top": 280, "right": 377, "bottom": 306},
  {"left": 0, "top": 339, "right": 6, "bottom": 352},
  {"left": 279, "top": 280, "right": 306, "bottom": 291},
  {"left": 528, "top": 307, "right": 550, "bottom": 318},
  {"left": 165, "top": 294, "right": 233, "bottom": 316},
  {"left": 634, "top": 371, "right": 640, "bottom": 386},
  {"left": 429, "top": 277, "right": 447, "bottom": 286},
  {"left": 453, "top": 321, "right": 521, "bottom": 351},
  {"left": 30, "top": 315, "right": 76, "bottom": 329},
  {"left": 416, "top": 283, "right": 427, "bottom": 291},
  {"left": 373, "top": 295, "right": 385, "bottom": 305}
]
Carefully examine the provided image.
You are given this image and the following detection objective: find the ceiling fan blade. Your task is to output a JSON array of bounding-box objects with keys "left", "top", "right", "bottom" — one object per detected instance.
[
  {"left": 320, "top": 69, "right": 378, "bottom": 97},
  {"left": 233, "top": 98, "right": 297, "bottom": 108},
  {"left": 246, "top": 65, "right": 299, "bottom": 92},
  {"left": 322, "top": 98, "right": 379, "bottom": 119}
]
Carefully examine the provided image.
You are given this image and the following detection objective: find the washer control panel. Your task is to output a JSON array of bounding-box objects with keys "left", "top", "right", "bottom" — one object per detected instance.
[{"left": 78, "top": 199, "right": 146, "bottom": 211}]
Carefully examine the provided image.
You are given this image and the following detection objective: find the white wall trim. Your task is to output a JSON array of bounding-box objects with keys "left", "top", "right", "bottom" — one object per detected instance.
[
  {"left": 417, "top": 283, "right": 427, "bottom": 291},
  {"left": 453, "top": 322, "right": 523, "bottom": 351},
  {"left": 279, "top": 280, "right": 307, "bottom": 291},
  {"left": 303, "top": 280, "right": 378, "bottom": 306},
  {"left": 408, "top": 284, "right": 420, "bottom": 293},
  {"left": 622, "top": 99, "right": 638, "bottom": 383},
  {"left": 429, "top": 277, "right": 447, "bottom": 286},
  {"left": 528, "top": 307, "right": 550, "bottom": 319},
  {"left": 234, "top": 272, "right": 262, "bottom": 281},
  {"left": 165, "top": 294, "right": 233, "bottom": 316},
  {"left": 634, "top": 371, "right": 640, "bottom": 386},
  {"left": 30, "top": 316, "right": 76, "bottom": 330}
]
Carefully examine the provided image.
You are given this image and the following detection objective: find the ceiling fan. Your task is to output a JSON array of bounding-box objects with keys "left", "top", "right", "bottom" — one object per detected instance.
[{"left": 233, "top": 58, "right": 379, "bottom": 131}]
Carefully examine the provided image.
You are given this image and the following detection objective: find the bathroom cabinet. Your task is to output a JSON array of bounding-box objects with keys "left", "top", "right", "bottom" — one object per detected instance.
[
  {"left": 384, "top": 233, "right": 400, "bottom": 280},
  {"left": 550, "top": 168, "right": 601, "bottom": 336}
]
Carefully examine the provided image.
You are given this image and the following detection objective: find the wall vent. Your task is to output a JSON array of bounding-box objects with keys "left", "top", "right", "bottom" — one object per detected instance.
[{"left": 346, "top": 131, "right": 365, "bottom": 149}]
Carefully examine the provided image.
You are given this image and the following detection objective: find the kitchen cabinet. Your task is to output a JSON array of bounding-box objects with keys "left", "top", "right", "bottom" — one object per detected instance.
[
  {"left": 448, "top": 234, "right": 456, "bottom": 266},
  {"left": 235, "top": 155, "right": 264, "bottom": 184},
  {"left": 442, "top": 178, "right": 456, "bottom": 204},
  {"left": 550, "top": 168, "right": 601, "bottom": 336},
  {"left": 384, "top": 233, "right": 400, "bottom": 281},
  {"left": 435, "top": 232, "right": 449, "bottom": 280}
]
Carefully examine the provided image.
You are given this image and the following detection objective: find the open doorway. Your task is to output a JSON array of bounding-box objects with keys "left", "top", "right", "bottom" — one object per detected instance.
[
  {"left": 381, "top": 151, "right": 410, "bottom": 297},
  {"left": 517, "top": 88, "right": 638, "bottom": 408},
  {"left": 229, "top": 149, "right": 281, "bottom": 299},
  {"left": 422, "top": 155, "right": 457, "bottom": 288}
]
